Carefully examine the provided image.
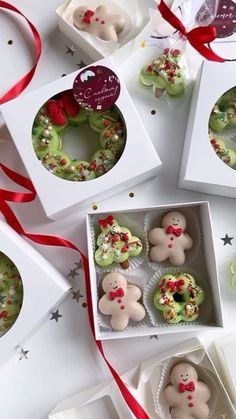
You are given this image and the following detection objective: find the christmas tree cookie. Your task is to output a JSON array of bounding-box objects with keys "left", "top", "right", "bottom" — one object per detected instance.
[
  {"left": 95, "top": 215, "right": 143, "bottom": 269},
  {"left": 0, "top": 252, "right": 23, "bottom": 337}
]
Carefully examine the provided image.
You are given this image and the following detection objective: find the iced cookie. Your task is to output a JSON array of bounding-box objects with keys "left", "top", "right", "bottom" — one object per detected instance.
[
  {"left": 163, "top": 362, "right": 211, "bottom": 419},
  {"left": 32, "top": 91, "right": 126, "bottom": 181},
  {"left": 0, "top": 252, "right": 23, "bottom": 337},
  {"left": 95, "top": 215, "right": 143, "bottom": 269},
  {"left": 73, "top": 5, "right": 125, "bottom": 42},
  {"left": 140, "top": 49, "right": 185, "bottom": 98},
  {"left": 153, "top": 272, "right": 205, "bottom": 323},
  {"left": 98, "top": 272, "right": 145, "bottom": 330},
  {"left": 149, "top": 211, "right": 193, "bottom": 266}
]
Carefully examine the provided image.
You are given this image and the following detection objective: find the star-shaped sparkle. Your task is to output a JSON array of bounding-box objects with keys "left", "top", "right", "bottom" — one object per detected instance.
[
  {"left": 221, "top": 234, "right": 234, "bottom": 246},
  {"left": 149, "top": 335, "right": 159, "bottom": 340},
  {"left": 68, "top": 268, "right": 78, "bottom": 280},
  {"left": 19, "top": 348, "right": 29, "bottom": 360},
  {"left": 76, "top": 60, "right": 86, "bottom": 69},
  {"left": 66, "top": 45, "right": 76, "bottom": 56},
  {"left": 0, "top": 294, "right": 5, "bottom": 304},
  {"left": 50, "top": 309, "right": 62, "bottom": 323},
  {"left": 72, "top": 289, "right": 83, "bottom": 303},
  {"left": 75, "top": 260, "right": 83, "bottom": 270}
]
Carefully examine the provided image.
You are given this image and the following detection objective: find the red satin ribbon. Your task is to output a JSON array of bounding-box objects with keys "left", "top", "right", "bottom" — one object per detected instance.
[
  {"left": 158, "top": 0, "right": 224, "bottom": 63},
  {"left": 0, "top": 164, "right": 149, "bottom": 419},
  {"left": 0, "top": 1, "right": 42, "bottom": 105}
]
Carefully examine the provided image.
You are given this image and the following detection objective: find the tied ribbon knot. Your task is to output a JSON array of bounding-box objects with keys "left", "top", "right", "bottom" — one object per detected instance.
[
  {"left": 166, "top": 225, "right": 182, "bottom": 236},
  {"left": 47, "top": 91, "right": 80, "bottom": 126},
  {"left": 179, "top": 381, "right": 195, "bottom": 393},
  {"left": 0, "top": 311, "right": 8, "bottom": 318},
  {"left": 109, "top": 288, "right": 124, "bottom": 300},
  {"left": 83, "top": 9, "right": 95, "bottom": 24},
  {"left": 99, "top": 215, "right": 114, "bottom": 228},
  {"left": 158, "top": 0, "right": 224, "bottom": 63}
]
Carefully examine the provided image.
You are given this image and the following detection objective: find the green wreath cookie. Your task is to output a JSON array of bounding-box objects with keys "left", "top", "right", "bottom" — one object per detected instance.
[
  {"left": 32, "top": 90, "right": 126, "bottom": 181},
  {"left": 0, "top": 252, "right": 23, "bottom": 336}
]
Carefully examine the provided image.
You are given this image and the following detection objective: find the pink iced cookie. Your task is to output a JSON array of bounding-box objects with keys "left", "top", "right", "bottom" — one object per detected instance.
[
  {"left": 149, "top": 211, "right": 193, "bottom": 266},
  {"left": 73, "top": 5, "right": 125, "bottom": 42},
  {"left": 163, "top": 362, "right": 211, "bottom": 419},
  {"left": 98, "top": 272, "right": 145, "bottom": 331}
]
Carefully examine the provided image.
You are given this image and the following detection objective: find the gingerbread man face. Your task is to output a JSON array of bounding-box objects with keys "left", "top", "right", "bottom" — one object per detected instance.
[
  {"left": 170, "top": 362, "right": 198, "bottom": 388},
  {"left": 102, "top": 272, "right": 127, "bottom": 294},
  {"left": 161, "top": 211, "right": 187, "bottom": 231}
]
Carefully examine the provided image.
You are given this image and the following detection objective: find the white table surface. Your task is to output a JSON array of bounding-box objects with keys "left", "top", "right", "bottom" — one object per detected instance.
[{"left": 1, "top": 1, "right": 236, "bottom": 418}]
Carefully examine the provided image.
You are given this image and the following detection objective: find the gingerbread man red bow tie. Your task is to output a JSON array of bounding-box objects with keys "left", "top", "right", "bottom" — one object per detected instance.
[
  {"left": 179, "top": 381, "right": 195, "bottom": 393},
  {"left": 166, "top": 225, "right": 183, "bottom": 236},
  {"left": 109, "top": 288, "right": 124, "bottom": 300}
]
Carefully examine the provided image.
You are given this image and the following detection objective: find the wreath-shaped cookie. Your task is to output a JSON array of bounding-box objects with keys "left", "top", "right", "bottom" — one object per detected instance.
[{"left": 32, "top": 90, "right": 126, "bottom": 181}]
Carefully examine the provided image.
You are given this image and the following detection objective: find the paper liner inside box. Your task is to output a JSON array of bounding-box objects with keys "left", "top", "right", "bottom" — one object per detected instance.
[
  {"left": 96, "top": 270, "right": 149, "bottom": 331},
  {"left": 144, "top": 207, "right": 201, "bottom": 271},
  {"left": 90, "top": 213, "right": 146, "bottom": 274},
  {"left": 61, "top": 0, "right": 137, "bottom": 57},
  {"left": 143, "top": 268, "right": 212, "bottom": 328}
]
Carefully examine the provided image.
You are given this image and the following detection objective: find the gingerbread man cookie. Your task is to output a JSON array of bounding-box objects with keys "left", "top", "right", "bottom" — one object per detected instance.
[
  {"left": 98, "top": 272, "right": 145, "bottom": 330},
  {"left": 149, "top": 211, "right": 193, "bottom": 266},
  {"left": 163, "top": 362, "right": 211, "bottom": 419},
  {"left": 73, "top": 5, "right": 125, "bottom": 42}
]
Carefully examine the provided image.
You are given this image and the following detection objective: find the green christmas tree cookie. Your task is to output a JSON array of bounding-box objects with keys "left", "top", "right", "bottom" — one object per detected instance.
[
  {"left": 0, "top": 252, "right": 23, "bottom": 337},
  {"left": 95, "top": 215, "right": 143, "bottom": 269}
]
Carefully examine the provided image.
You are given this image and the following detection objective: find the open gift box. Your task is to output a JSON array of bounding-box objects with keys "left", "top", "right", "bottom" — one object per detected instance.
[
  {"left": 0, "top": 57, "right": 161, "bottom": 220},
  {"left": 0, "top": 219, "right": 70, "bottom": 365},
  {"left": 86, "top": 201, "right": 223, "bottom": 340},
  {"left": 179, "top": 61, "right": 236, "bottom": 199},
  {"left": 56, "top": 0, "right": 154, "bottom": 61},
  {"left": 49, "top": 338, "right": 236, "bottom": 418}
]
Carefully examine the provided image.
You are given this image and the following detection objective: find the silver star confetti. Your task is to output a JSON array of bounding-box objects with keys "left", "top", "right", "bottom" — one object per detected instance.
[
  {"left": 149, "top": 335, "right": 159, "bottom": 340},
  {"left": 68, "top": 268, "right": 78, "bottom": 280},
  {"left": 72, "top": 289, "right": 83, "bottom": 303},
  {"left": 50, "top": 309, "right": 62, "bottom": 323},
  {"left": 19, "top": 348, "right": 29, "bottom": 360},
  {"left": 66, "top": 45, "right": 76, "bottom": 56},
  {"left": 75, "top": 260, "right": 83, "bottom": 271},
  {"left": 221, "top": 234, "right": 234, "bottom": 246}
]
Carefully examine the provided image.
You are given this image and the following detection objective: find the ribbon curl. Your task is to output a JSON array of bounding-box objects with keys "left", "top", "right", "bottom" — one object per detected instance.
[{"left": 158, "top": 0, "right": 224, "bottom": 63}]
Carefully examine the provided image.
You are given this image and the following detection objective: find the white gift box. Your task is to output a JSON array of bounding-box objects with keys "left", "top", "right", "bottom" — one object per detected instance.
[
  {"left": 56, "top": 0, "right": 154, "bottom": 61},
  {"left": 0, "top": 219, "right": 70, "bottom": 365},
  {"left": 0, "top": 57, "right": 161, "bottom": 220},
  {"left": 49, "top": 338, "right": 236, "bottom": 418},
  {"left": 179, "top": 61, "right": 236, "bottom": 198},
  {"left": 215, "top": 334, "right": 236, "bottom": 405},
  {"left": 86, "top": 201, "right": 223, "bottom": 341}
]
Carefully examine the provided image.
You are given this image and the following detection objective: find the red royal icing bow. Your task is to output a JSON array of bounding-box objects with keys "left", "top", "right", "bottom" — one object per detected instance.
[
  {"left": 158, "top": 0, "right": 225, "bottom": 63},
  {"left": 0, "top": 311, "right": 8, "bottom": 318},
  {"left": 83, "top": 9, "right": 95, "bottom": 24},
  {"left": 99, "top": 215, "right": 114, "bottom": 228},
  {"left": 166, "top": 225, "right": 182, "bottom": 236},
  {"left": 47, "top": 91, "right": 80, "bottom": 126},
  {"left": 109, "top": 287, "right": 124, "bottom": 300},
  {"left": 167, "top": 279, "right": 184, "bottom": 292},
  {"left": 179, "top": 381, "right": 195, "bottom": 393}
]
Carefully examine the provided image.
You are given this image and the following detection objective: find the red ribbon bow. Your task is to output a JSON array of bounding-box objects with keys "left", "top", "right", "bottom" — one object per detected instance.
[
  {"left": 167, "top": 279, "right": 184, "bottom": 292},
  {"left": 0, "top": 311, "right": 8, "bottom": 318},
  {"left": 179, "top": 381, "right": 195, "bottom": 393},
  {"left": 83, "top": 9, "right": 95, "bottom": 24},
  {"left": 158, "top": 0, "right": 224, "bottom": 63},
  {"left": 47, "top": 91, "right": 80, "bottom": 126},
  {"left": 166, "top": 225, "right": 182, "bottom": 236},
  {"left": 109, "top": 288, "right": 124, "bottom": 300},
  {"left": 99, "top": 215, "right": 114, "bottom": 228}
]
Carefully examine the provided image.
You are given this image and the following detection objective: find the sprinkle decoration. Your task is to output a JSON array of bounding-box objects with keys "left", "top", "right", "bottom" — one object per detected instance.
[
  {"left": 0, "top": 1, "right": 42, "bottom": 105},
  {"left": 0, "top": 162, "right": 149, "bottom": 419}
]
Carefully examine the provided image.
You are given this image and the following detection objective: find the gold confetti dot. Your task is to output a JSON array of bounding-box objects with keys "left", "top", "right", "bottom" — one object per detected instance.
[
  {"left": 82, "top": 302, "right": 87, "bottom": 308},
  {"left": 129, "top": 192, "right": 134, "bottom": 198},
  {"left": 92, "top": 203, "right": 98, "bottom": 210},
  {"left": 140, "top": 41, "right": 146, "bottom": 48}
]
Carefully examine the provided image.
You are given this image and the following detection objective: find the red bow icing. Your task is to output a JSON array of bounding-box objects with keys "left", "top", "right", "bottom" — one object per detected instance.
[
  {"left": 83, "top": 9, "right": 95, "bottom": 24},
  {"left": 0, "top": 310, "right": 8, "bottom": 318},
  {"left": 166, "top": 225, "right": 182, "bottom": 236},
  {"left": 99, "top": 215, "right": 114, "bottom": 229},
  {"left": 46, "top": 91, "right": 80, "bottom": 126},
  {"left": 167, "top": 279, "right": 184, "bottom": 292},
  {"left": 109, "top": 288, "right": 124, "bottom": 300},
  {"left": 179, "top": 381, "right": 195, "bottom": 393}
]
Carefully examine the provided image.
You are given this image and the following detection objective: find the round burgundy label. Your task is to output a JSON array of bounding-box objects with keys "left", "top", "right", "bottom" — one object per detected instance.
[{"left": 73, "top": 65, "right": 120, "bottom": 111}]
